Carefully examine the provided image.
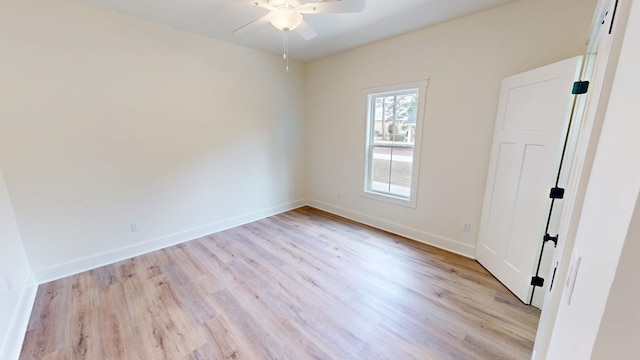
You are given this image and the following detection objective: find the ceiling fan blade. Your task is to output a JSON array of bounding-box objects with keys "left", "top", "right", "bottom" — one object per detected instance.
[
  {"left": 295, "top": 21, "right": 317, "bottom": 40},
  {"left": 232, "top": 14, "right": 270, "bottom": 34},
  {"left": 300, "top": 0, "right": 366, "bottom": 14},
  {"left": 235, "top": 0, "right": 276, "bottom": 11}
]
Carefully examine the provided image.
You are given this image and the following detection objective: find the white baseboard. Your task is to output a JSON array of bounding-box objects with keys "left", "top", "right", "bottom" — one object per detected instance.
[
  {"left": 34, "top": 200, "right": 307, "bottom": 283},
  {"left": 0, "top": 274, "right": 38, "bottom": 360},
  {"left": 306, "top": 199, "right": 476, "bottom": 258},
  {"left": 33, "top": 197, "right": 475, "bottom": 283}
]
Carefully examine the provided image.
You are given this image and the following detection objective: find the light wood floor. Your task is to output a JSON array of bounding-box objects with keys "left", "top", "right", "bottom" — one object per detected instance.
[{"left": 21, "top": 207, "right": 540, "bottom": 360}]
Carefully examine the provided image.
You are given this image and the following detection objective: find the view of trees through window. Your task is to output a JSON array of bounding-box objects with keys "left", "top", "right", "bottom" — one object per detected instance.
[{"left": 367, "top": 88, "right": 419, "bottom": 198}]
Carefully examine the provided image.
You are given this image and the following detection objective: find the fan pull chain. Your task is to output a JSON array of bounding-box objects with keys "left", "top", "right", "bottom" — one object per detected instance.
[{"left": 282, "top": 31, "right": 290, "bottom": 72}]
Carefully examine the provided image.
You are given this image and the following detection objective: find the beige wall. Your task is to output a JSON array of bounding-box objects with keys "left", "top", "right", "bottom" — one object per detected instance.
[
  {"left": 0, "top": 0, "right": 307, "bottom": 281},
  {"left": 304, "top": 0, "right": 597, "bottom": 256}
]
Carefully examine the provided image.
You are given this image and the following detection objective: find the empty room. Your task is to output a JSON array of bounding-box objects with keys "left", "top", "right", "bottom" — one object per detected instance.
[{"left": 2, "top": 0, "right": 640, "bottom": 359}]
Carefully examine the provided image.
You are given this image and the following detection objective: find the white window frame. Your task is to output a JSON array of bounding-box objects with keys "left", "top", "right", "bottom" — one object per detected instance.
[{"left": 362, "top": 79, "right": 428, "bottom": 208}]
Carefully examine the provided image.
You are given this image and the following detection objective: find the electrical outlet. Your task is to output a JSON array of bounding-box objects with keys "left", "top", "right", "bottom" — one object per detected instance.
[
  {"left": 130, "top": 222, "right": 139, "bottom": 233},
  {"left": 337, "top": 192, "right": 342, "bottom": 200},
  {"left": 462, "top": 222, "right": 471, "bottom": 232},
  {"left": 288, "top": 188, "right": 293, "bottom": 195}
]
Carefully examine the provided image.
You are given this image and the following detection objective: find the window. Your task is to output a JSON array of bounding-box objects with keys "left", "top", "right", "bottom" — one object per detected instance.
[{"left": 363, "top": 80, "right": 428, "bottom": 207}]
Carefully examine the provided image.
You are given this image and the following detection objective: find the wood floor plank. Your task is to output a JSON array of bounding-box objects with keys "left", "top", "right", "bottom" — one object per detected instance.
[{"left": 20, "top": 206, "right": 540, "bottom": 359}]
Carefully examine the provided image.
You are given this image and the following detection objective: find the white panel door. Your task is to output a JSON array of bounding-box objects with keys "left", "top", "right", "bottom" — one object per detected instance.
[{"left": 476, "top": 56, "right": 582, "bottom": 305}]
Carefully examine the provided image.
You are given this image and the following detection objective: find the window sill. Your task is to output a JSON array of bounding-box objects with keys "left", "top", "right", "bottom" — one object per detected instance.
[{"left": 361, "top": 190, "right": 417, "bottom": 209}]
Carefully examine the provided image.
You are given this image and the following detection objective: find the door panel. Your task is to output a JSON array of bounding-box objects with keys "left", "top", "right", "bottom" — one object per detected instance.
[
  {"left": 503, "top": 79, "right": 563, "bottom": 131},
  {"left": 477, "top": 56, "right": 583, "bottom": 306},
  {"left": 483, "top": 142, "right": 520, "bottom": 258}
]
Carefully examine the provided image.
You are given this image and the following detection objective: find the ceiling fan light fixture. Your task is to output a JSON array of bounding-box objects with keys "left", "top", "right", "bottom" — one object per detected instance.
[{"left": 268, "top": 7, "right": 303, "bottom": 31}]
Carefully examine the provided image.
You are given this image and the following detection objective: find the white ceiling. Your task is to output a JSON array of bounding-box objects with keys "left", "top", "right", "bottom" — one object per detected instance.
[{"left": 76, "top": 0, "right": 518, "bottom": 62}]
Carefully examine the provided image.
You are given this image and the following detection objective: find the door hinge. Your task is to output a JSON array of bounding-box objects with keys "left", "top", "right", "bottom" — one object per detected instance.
[
  {"left": 549, "top": 187, "right": 565, "bottom": 199},
  {"left": 544, "top": 233, "right": 559, "bottom": 246},
  {"left": 531, "top": 276, "right": 545, "bottom": 287},
  {"left": 572, "top": 81, "right": 590, "bottom": 94}
]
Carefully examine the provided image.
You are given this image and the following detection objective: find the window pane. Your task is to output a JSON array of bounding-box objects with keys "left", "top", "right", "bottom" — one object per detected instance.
[
  {"left": 371, "top": 146, "right": 391, "bottom": 193},
  {"left": 396, "top": 94, "right": 417, "bottom": 122},
  {"left": 369, "top": 145, "right": 414, "bottom": 198},
  {"left": 374, "top": 97, "right": 383, "bottom": 120},
  {"left": 373, "top": 96, "right": 385, "bottom": 141},
  {"left": 389, "top": 146, "right": 414, "bottom": 197}
]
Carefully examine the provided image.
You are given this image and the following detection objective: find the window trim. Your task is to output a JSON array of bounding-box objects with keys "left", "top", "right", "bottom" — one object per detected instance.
[{"left": 362, "top": 79, "right": 429, "bottom": 208}]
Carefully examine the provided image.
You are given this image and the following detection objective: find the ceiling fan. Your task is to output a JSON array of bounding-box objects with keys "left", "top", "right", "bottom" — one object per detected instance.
[{"left": 233, "top": 0, "right": 367, "bottom": 40}]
